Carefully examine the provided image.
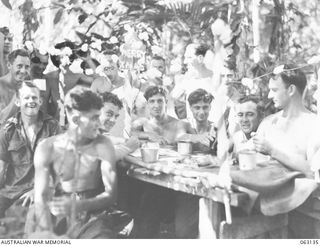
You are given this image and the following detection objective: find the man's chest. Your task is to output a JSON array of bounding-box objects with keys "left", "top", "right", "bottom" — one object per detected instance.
[
  {"left": 266, "top": 119, "right": 313, "bottom": 154},
  {"left": 0, "top": 85, "right": 15, "bottom": 110},
  {"left": 144, "top": 121, "right": 182, "bottom": 140},
  {"left": 53, "top": 148, "right": 101, "bottom": 182}
]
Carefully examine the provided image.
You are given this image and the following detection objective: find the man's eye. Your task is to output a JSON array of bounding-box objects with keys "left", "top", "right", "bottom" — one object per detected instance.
[
  {"left": 238, "top": 113, "right": 243, "bottom": 117},
  {"left": 247, "top": 113, "right": 254, "bottom": 117}
]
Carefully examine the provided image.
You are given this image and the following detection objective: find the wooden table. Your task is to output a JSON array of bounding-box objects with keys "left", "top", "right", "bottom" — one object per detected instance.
[{"left": 123, "top": 154, "right": 250, "bottom": 238}]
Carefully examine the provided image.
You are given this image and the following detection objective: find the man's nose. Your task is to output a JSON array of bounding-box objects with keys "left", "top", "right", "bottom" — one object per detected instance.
[
  {"left": 198, "top": 108, "right": 205, "bottom": 114},
  {"left": 27, "top": 97, "right": 36, "bottom": 103},
  {"left": 20, "top": 66, "right": 28, "bottom": 74},
  {"left": 243, "top": 114, "right": 249, "bottom": 121},
  {"left": 268, "top": 91, "right": 273, "bottom": 99},
  {"left": 110, "top": 115, "right": 117, "bottom": 123}
]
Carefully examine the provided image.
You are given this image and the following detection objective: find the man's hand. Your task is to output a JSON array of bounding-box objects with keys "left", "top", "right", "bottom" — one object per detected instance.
[
  {"left": 125, "top": 136, "right": 140, "bottom": 152},
  {"left": 252, "top": 134, "right": 272, "bottom": 155},
  {"left": 48, "top": 196, "right": 72, "bottom": 216},
  {"left": 20, "top": 189, "right": 34, "bottom": 207},
  {"left": 191, "top": 133, "right": 215, "bottom": 147}
]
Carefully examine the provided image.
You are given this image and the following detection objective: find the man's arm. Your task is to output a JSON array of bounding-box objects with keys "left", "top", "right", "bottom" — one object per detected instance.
[
  {"left": 0, "top": 130, "right": 9, "bottom": 188},
  {"left": 177, "top": 121, "right": 198, "bottom": 142},
  {"left": 114, "top": 136, "right": 140, "bottom": 162},
  {"left": 76, "top": 136, "right": 117, "bottom": 213},
  {"left": 131, "top": 118, "right": 148, "bottom": 140},
  {"left": 253, "top": 117, "right": 312, "bottom": 176},
  {"left": 33, "top": 138, "right": 54, "bottom": 231},
  {"left": 176, "top": 121, "right": 213, "bottom": 146}
]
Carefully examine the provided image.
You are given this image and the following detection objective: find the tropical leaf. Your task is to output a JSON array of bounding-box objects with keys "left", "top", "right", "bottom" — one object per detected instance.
[
  {"left": 1, "top": 0, "right": 12, "bottom": 10},
  {"left": 54, "top": 8, "right": 64, "bottom": 24},
  {"left": 75, "top": 31, "right": 88, "bottom": 42},
  {"left": 91, "top": 32, "right": 105, "bottom": 40},
  {"left": 78, "top": 13, "right": 88, "bottom": 24}
]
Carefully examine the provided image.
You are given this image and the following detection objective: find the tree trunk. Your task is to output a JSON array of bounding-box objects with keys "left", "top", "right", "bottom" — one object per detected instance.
[{"left": 252, "top": 0, "right": 260, "bottom": 63}]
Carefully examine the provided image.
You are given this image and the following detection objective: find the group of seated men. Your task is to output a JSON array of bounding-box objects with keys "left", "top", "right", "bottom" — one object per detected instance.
[{"left": 0, "top": 43, "right": 320, "bottom": 239}]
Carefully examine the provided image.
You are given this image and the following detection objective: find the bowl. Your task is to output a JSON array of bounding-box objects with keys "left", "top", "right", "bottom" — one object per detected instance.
[{"left": 141, "top": 148, "right": 159, "bottom": 163}]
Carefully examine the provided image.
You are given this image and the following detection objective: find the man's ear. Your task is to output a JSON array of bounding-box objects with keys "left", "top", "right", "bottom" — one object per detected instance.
[
  {"left": 71, "top": 114, "right": 80, "bottom": 125},
  {"left": 7, "top": 62, "right": 12, "bottom": 71},
  {"left": 14, "top": 96, "right": 20, "bottom": 107},
  {"left": 288, "top": 84, "right": 296, "bottom": 96},
  {"left": 197, "top": 55, "right": 204, "bottom": 63}
]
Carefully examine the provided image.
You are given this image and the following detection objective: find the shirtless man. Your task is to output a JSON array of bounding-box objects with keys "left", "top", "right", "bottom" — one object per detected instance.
[
  {"left": 171, "top": 43, "right": 213, "bottom": 119},
  {"left": 91, "top": 54, "right": 146, "bottom": 138},
  {"left": 253, "top": 65, "right": 319, "bottom": 175},
  {"left": 132, "top": 86, "right": 191, "bottom": 145},
  {"left": 99, "top": 91, "right": 140, "bottom": 161},
  {"left": 131, "top": 86, "right": 197, "bottom": 238},
  {"left": 0, "top": 49, "right": 30, "bottom": 125},
  {"left": 252, "top": 64, "right": 320, "bottom": 238},
  {"left": 0, "top": 27, "right": 13, "bottom": 76},
  {"left": 178, "top": 88, "right": 215, "bottom": 153},
  {"left": 32, "top": 86, "right": 118, "bottom": 238},
  {"left": 90, "top": 54, "right": 122, "bottom": 94}
]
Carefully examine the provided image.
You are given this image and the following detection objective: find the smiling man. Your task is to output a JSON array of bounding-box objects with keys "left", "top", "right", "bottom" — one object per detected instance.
[
  {"left": 0, "top": 81, "right": 59, "bottom": 218},
  {"left": 132, "top": 86, "right": 191, "bottom": 145},
  {"left": 0, "top": 49, "right": 30, "bottom": 114},
  {"left": 131, "top": 86, "right": 198, "bottom": 239},
  {"left": 232, "top": 96, "right": 263, "bottom": 154},
  {"left": 100, "top": 92, "right": 139, "bottom": 161},
  {"left": 178, "top": 89, "right": 215, "bottom": 152}
]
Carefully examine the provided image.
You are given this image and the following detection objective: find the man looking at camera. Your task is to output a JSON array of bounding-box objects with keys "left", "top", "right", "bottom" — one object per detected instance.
[{"left": 0, "top": 81, "right": 59, "bottom": 218}]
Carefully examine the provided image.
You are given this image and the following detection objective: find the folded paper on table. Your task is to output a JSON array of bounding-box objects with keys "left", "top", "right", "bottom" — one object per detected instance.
[{"left": 231, "top": 160, "right": 318, "bottom": 215}]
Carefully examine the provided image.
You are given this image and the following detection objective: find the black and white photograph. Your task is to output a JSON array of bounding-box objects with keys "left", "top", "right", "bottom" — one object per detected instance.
[{"left": 0, "top": 0, "right": 320, "bottom": 242}]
